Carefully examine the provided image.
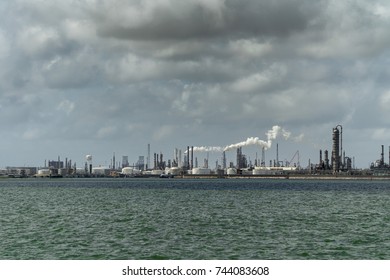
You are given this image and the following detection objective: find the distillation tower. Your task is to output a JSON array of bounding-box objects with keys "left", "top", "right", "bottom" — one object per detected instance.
[{"left": 331, "top": 125, "right": 342, "bottom": 172}]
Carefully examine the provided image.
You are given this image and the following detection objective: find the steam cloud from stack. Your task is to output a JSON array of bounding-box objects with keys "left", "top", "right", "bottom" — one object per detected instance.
[{"left": 191, "top": 125, "right": 292, "bottom": 153}]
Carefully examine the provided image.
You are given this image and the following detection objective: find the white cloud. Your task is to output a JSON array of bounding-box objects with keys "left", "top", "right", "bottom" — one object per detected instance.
[
  {"left": 17, "top": 26, "right": 62, "bottom": 57},
  {"left": 57, "top": 100, "right": 75, "bottom": 115}
]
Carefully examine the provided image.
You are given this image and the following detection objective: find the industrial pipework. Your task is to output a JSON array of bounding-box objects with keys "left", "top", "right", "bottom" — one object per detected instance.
[{"left": 332, "top": 125, "right": 343, "bottom": 172}]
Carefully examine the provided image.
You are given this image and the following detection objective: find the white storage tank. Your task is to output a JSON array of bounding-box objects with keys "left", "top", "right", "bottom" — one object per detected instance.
[
  {"left": 92, "top": 167, "right": 110, "bottom": 176},
  {"left": 253, "top": 167, "right": 271, "bottom": 175},
  {"left": 227, "top": 168, "right": 237, "bottom": 175},
  {"left": 133, "top": 169, "right": 141, "bottom": 175},
  {"left": 166, "top": 167, "right": 182, "bottom": 175},
  {"left": 122, "top": 167, "right": 134, "bottom": 175},
  {"left": 151, "top": 169, "right": 164, "bottom": 175},
  {"left": 241, "top": 169, "right": 252, "bottom": 175},
  {"left": 192, "top": 167, "right": 211, "bottom": 175},
  {"left": 37, "top": 169, "right": 50, "bottom": 176}
]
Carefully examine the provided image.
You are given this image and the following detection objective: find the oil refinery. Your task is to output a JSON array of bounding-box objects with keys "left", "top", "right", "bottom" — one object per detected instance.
[{"left": 2, "top": 124, "right": 390, "bottom": 179}]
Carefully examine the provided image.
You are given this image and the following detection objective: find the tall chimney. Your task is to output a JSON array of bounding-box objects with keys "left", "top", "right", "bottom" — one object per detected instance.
[
  {"left": 191, "top": 146, "right": 194, "bottom": 170},
  {"left": 381, "top": 145, "right": 384, "bottom": 166},
  {"left": 187, "top": 146, "right": 190, "bottom": 169},
  {"left": 324, "top": 150, "right": 329, "bottom": 169}
]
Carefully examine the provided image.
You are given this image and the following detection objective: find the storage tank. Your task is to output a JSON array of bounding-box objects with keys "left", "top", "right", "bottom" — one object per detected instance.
[
  {"left": 166, "top": 167, "right": 182, "bottom": 175},
  {"left": 192, "top": 168, "right": 211, "bottom": 175},
  {"left": 253, "top": 167, "right": 270, "bottom": 175},
  {"left": 92, "top": 167, "right": 110, "bottom": 176},
  {"left": 133, "top": 169, "right": 141, "bottom": 175},
  {"left": 241, "top": 169, "right": 252, "bottom": 175},
  {"left": 37, "top": 169, "right": 50, "bottom": 177},
  {"left": 122, "top": 167, "right": 134, "bottom": 175},
  {"left": 151, "top": 169, "right": 164, "bottom": 175},
  {"left": 227, "top": 168, "right": 237, "bottom": 175}
]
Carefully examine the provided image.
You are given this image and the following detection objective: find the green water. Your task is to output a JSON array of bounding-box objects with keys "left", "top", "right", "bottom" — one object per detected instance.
[{"left": 1, "top": 178, "right": 390, "bottom": 259}]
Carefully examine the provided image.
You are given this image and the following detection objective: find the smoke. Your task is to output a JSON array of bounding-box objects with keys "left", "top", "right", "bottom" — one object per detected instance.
[
  {"left": 223, "top": 137, "right": 269, "bottom": 151},
  {"left": 267, "top": 125, "right": 291, "bottom": 140},
  {"left": 223, "top": 125, "right": 291, "bottom": 151},
  {"left": 192, "top": 146, "right": 224, "bottom": 153},
  {"left": 189, "top": 125, "right": 293, "bottom": 153}
]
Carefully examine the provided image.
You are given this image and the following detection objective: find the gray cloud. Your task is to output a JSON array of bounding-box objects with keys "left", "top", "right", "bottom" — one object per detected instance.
[
  {"left": 94, "top": 0, "right": 315, "bottom": 40},
  {"left": 1, "top": 0, "right": 390, "bottom": 167}
]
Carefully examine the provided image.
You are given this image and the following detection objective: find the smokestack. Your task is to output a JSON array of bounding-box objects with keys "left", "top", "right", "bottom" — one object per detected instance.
[
  {"left": 191, "top": 146, "right": 194, "bottom": 170},
  {"left": 324, "top": 150, "right": 329, "bottom": 169},
  {"left": 187, "top": 146, "right": 190, "bottom": 169},
  {"left": 147, "top": 144, "right": 151, "bottom": 170},
  {"left": 261, "top": 147, "right": 265, "bottom": 166},
  {"left": 276, "top": 143, "right": 279, "bottom": 167},
  {"left": 381, "top": 145, "right": 384, "bottom": 166},
  {"left": 319, "top": 150, "right": 322, "bottom": 165}
]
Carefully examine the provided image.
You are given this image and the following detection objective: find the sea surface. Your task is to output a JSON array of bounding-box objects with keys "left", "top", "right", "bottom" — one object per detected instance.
[{"left": 0, "top": 178, "right": 390, "bottom": 260}]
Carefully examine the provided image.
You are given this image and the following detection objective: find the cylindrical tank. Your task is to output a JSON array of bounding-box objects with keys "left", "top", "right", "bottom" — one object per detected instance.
[
  {"left": 227, "top": 168, "right": 237, "bottom": 175},
  {"left": 37, "top": 169, "right": 50, "bottom": 176},
  {"left": 133, "top": 169, "right": 141, "bottom": 175},
  {"left": 92, "top": 167, "right": 109, "bottom": 175},
  {"left": 151, "top": 169, "right": 164, "bottom": 175},
  {"left": 192, "top": 167, "right": 211, "bottom": 175},
  {"left": 122, "top": 167, "right": 134, "bottom": 175},
  {"left": 166, "top": 167, "right": 182, "bottom": 175},
  {"left": 253, "top": 167, "right": 269, "bottom": 175}
]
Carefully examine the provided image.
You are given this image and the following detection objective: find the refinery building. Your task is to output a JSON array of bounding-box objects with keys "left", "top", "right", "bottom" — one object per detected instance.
[{"left": 3, "top": 124, "right": 390, "bottom": 178}]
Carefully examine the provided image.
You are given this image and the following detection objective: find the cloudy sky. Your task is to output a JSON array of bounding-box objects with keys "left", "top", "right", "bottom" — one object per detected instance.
[{"left": 1, "top": 0, "right": 390, "bottom": 169}]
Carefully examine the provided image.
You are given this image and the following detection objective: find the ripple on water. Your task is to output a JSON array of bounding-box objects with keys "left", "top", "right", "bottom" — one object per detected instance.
[{"left": 1, "top": 179, "right": 390, "bottom": 259}]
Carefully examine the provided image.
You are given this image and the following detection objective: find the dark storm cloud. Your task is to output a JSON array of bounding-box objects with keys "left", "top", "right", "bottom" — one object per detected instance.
[
  {"left": 1, "top": 0, "right": 390, "bottom": 167},
  {"left": 95, "top": 0, "right": 317, "bottom": 41}
]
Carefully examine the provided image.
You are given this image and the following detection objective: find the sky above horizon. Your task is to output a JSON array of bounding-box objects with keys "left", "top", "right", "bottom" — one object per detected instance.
[{"left": 1, "top": 0, "right": 390, "bottom": 169}]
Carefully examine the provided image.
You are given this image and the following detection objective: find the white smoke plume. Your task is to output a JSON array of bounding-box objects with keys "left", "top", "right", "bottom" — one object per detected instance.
[
  {"left": 222, "top": 137, "right": 269, "bottom": 151},
  {"left": 192, "top": 146, "right": 224, "bottom": 153},
  {"left": 189, "top": 125, "right": 292, "bottom": 153},
  {"left": 223, "top": 125, "right": 290, "bottom": 151}
]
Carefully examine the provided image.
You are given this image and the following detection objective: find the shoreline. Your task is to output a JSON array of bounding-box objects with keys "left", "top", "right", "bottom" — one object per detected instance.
[
  {"left": 176, "top": 174, "right": 389, "bottom": 180},
  {"left": 2, "top": 174, "right": 390, "bottom": 180}
]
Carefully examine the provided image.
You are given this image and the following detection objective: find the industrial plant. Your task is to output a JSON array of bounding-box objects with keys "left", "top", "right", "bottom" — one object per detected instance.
[{"left": 1, "top": 124, "right": 390, "bottom": 179}]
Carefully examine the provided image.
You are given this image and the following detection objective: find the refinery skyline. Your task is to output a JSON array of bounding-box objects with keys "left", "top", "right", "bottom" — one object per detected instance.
[
  {"left": 2, "top": 124, "right": 388, "bottom": 171},
  {"left": 1, "top": 1, "right": 390, "bottom": 168}
]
